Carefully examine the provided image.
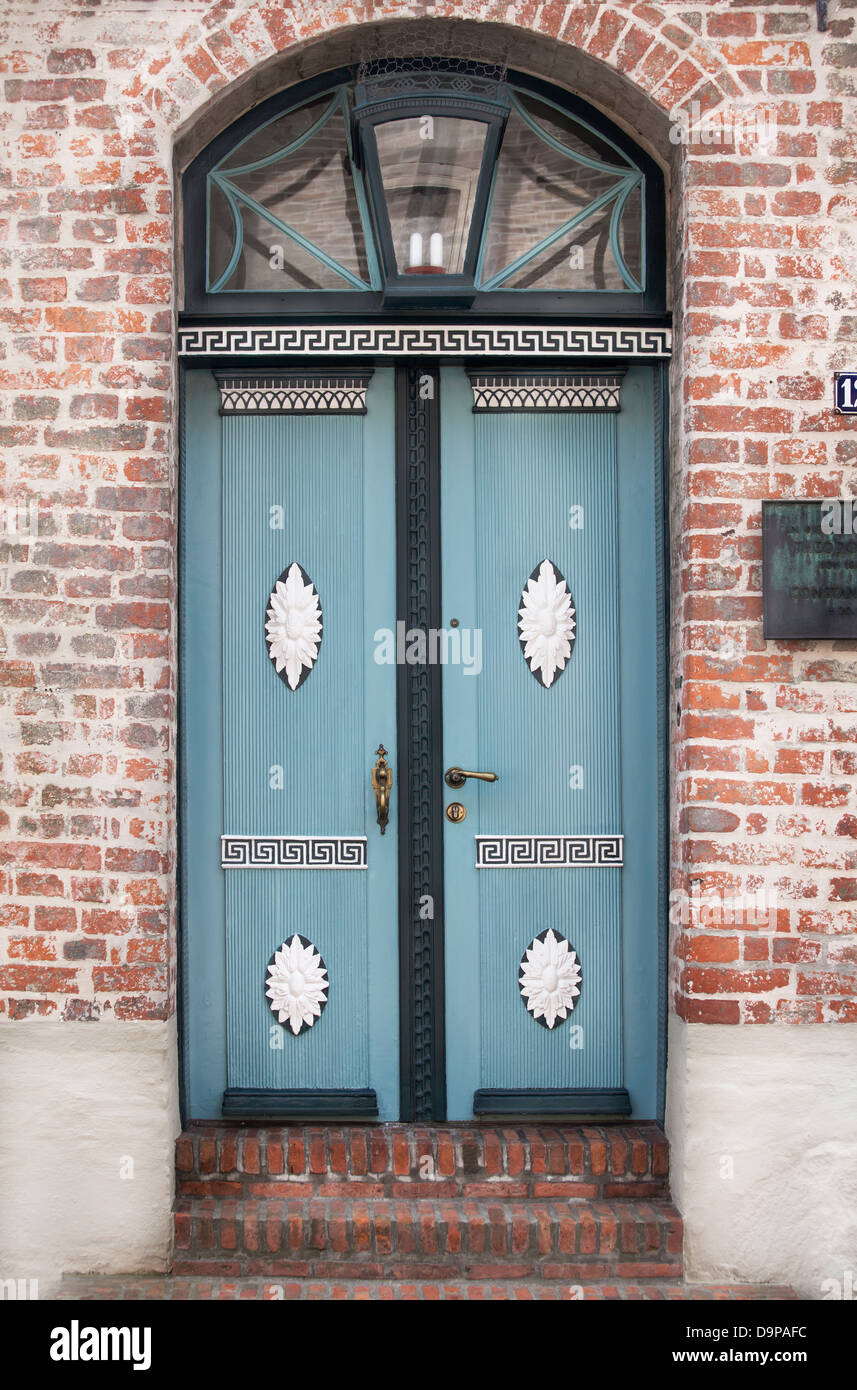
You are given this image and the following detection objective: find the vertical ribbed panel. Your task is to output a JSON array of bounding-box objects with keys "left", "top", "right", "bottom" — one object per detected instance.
[
  {"left": 396, "top": 366, "right": 446, "bottom": 1121},
  {"left": 222, "top": 415, "right": 367, "bottom": 1089},
  {"left": 474, "top": 412, "right": 623, "bottom": 1089}
]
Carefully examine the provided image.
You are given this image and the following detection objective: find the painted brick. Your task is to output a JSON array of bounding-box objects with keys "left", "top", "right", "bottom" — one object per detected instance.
[{"left": 0, "top": 0, "right": 854, "bottom": 1036}]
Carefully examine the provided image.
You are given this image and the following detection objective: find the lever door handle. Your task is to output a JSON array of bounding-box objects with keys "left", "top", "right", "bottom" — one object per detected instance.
[
  {"left": 371, "top": 744, "right": 393, "bottom": 834},
  {"left": 444, "top": 766, "right": 499, "bottom": 789}
]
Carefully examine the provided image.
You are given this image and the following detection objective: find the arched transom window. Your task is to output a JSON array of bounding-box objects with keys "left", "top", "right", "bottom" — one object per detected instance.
[{"left": 184, "top": 60, "right": 664, "bottom": 315}]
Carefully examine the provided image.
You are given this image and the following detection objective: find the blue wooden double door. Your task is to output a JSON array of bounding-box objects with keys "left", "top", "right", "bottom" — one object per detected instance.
[{"left": 182, "top": 362, "right": 664, "bottom": 1121}]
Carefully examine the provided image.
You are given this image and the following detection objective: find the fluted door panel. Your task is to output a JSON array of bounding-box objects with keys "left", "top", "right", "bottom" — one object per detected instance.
[
  {"left": 441, "top": 367, "right": 639, "bottom": 1115},
  {"left": 219, "top": 376, "right": 398, "bottom": 1108}
]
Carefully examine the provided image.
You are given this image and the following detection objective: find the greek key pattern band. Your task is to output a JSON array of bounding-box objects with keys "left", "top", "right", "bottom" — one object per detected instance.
[
  {"left": 475, "top": 835, "right": 624, "bottom": 868},
  {"left": 221, "top": 836, "right": 367, "bottom": 869},
  {"left": 179, "top": 324, "right": 671, "bottom": 359}
]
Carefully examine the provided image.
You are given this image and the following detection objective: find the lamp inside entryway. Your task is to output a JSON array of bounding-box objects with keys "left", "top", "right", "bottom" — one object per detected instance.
[
  {"left": 352, "top": 62, "right": 510, "bottom": 302},
  {"left": 373, "top": 114, "right": 489, "bottom": 277}
]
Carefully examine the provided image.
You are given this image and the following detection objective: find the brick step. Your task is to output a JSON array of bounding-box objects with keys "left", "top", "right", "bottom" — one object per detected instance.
[
  {"left": 172, "top": 1195, "right": 683, "bottom": 1280},
  {"left": 56, "top": 1275, "right": 797, "bottom": 1301},
  {"left": 176, "top": 1123, "right": 669, "bottom": 1200}
]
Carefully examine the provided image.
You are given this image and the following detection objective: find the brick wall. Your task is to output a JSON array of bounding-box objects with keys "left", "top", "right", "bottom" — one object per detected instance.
[{"left": 0, "top": 1, "right": 855, "bottom": 1032}]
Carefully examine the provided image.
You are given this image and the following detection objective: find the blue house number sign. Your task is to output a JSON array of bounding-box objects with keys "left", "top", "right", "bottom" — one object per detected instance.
[{"left": 835, "top": 372, "right": 857, "bottom": 414}]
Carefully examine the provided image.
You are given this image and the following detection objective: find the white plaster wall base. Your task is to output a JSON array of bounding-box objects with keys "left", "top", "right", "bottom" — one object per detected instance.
[
  {"left": 666, "top": 1015, "right": 857, "bottom": 1299},
  {"left": 0, "top": 1019, "right": 180, "bottom": 1291}
]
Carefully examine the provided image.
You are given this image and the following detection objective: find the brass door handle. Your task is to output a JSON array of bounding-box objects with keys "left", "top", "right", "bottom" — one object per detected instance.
[
  {"left": 444, "top": 767, "right": 499, "bottom": 789},
  {"left": 371, "top": 745, "right": 393, "bottom": 834}
]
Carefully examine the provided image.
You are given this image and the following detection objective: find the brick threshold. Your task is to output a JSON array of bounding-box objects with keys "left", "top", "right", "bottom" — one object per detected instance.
[
  {"left": 54, "top": 1275, "right": 798, "bottom": 1301},
  {"left": 159, "top": 1124, "right": 798, "bottom": 1300}
]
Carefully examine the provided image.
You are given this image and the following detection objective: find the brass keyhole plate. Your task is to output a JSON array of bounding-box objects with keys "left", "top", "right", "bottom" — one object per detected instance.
[{"left": 445, "top": 801, "right": 467, "bottom": 823}]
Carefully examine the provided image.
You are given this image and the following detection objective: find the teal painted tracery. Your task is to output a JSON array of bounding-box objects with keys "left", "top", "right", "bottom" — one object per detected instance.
[
  {"left": 205, "top": 76, "right": 647, "bottom": 297},
  {"left": 475, "top": 92, "right": 644, "bottom": 293},
  {"left": 207, "top": 89, "right": 380, "bottom": 293}
]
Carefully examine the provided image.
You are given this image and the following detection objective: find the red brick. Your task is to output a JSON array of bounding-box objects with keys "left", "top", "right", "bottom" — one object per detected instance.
[{"left": 677, "top": 998, "right": 741, "bottom": 1024}]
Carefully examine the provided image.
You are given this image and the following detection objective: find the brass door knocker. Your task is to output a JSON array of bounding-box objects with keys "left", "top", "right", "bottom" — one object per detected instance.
[{"left": 371, "top": 744, "right": 393, "bottom": 835}]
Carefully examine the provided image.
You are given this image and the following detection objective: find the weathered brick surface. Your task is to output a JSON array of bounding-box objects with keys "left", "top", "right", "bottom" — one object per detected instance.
[
  {"left": 171, "top": 1193, "right": 684, "bottom": 1280},
  {"left": 54, "top": 1274, "right": 798, "bottom": 1301},
  {"left": 175, "top": 1123, "right": 671, "bottom": 1200},
  {"left": 170, "top": 1123, "right": 685, "bottom": 1285},
  {"left": 0, "top": 2, "right": 855, "bottom": 1027}
]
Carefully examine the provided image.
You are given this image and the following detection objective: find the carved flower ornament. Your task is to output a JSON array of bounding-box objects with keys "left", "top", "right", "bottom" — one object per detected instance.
[
  {"left": 518, "top": 560, "right": 576, "bottom": 688},
  {"left": 519, "top": 929, "right": 581, "bottom": 1029},
  {"left": 265, "top": 562, "right": 322, "bottom": 690},
  {"left": 266, "top": 935, "right": 329, "bottom": 1035}
]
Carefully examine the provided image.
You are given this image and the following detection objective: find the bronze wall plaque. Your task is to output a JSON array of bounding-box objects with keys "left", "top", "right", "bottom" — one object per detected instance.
[{"left": 762, "top": 500, "right": 857, "bottom": 639}]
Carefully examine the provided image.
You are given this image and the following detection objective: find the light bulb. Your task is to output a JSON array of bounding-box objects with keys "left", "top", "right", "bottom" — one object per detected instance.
[
  {"left": 409, "top": 232, "right": 423, "bottom": 268},
  {"left": 429, "top": 232, "right": 444, "bottom": 268}
]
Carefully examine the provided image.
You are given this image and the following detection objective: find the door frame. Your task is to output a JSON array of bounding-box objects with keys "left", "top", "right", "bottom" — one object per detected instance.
[{"left": 176, "top": 338, "right": 671, "bottom": 1125}]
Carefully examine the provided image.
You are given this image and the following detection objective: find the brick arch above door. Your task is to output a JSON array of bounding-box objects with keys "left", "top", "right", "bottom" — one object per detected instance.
[{"left": 159, "top": 6, "right": 747, "bottom": 170}]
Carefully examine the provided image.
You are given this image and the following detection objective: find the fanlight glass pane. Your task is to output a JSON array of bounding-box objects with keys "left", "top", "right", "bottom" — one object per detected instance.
[
  {"left": 209, "top": 180, "right": 240, "bottom": 288},
  {"left": 505, "top": 189, "right": 638, "bottom": 291},
  {"left": 212, "top": 198, "right": 356, "bottom": 291},
  {"left": 374, "top": 116, "right": 488, "bottom": 275},
  {"left": 502, "top": 196, "right": 640, "bottom": 292},
  {"left": 618, "top": 182, "right": 643, "bottom": 287},
  {"left": 516, "top": 94, "right": 633, "bottom": 170},
  {"left": 208, "top": 104, "right": 371, "bottom": 291},
  {"left": 479, "top": 99, "right": 643, "bottom": 292},
  {"left": 220, "top": 97, "right": 330, "bottom": 170}
]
